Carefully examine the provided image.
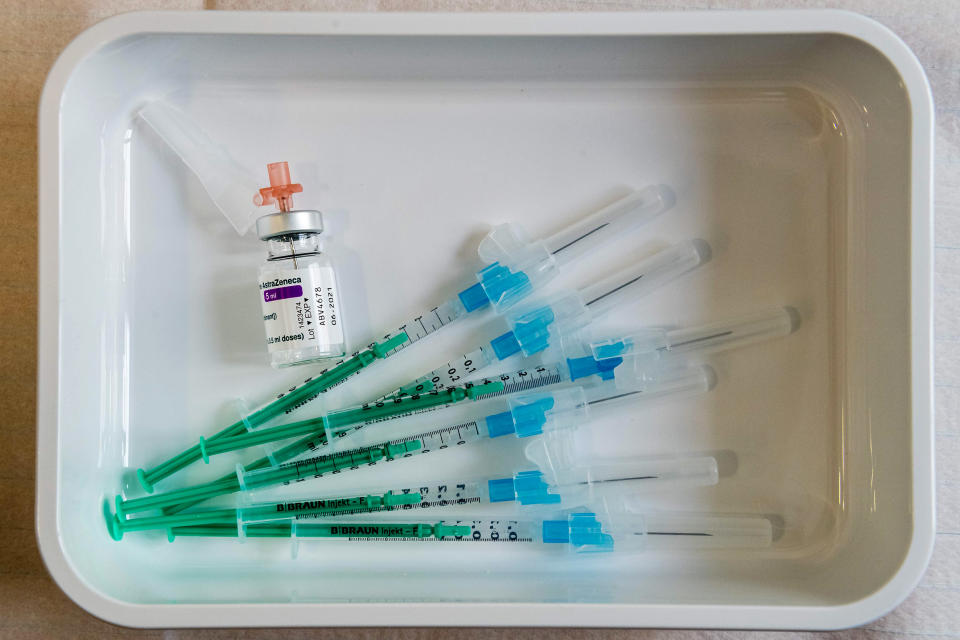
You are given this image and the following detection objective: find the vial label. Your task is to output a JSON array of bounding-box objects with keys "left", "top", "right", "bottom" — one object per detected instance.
[{"left": 260, "top": 265, "right": 344, "bottom": 353}]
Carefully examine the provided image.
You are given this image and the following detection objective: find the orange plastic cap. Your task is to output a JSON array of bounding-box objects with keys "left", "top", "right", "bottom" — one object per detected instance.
[{"left": 254, "top": 161, "right": 303, "bottom": 212}]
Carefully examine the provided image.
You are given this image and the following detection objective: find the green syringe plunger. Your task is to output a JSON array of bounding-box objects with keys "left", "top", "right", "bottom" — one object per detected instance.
[{"left": 165, "top": 521, "right": 471, "bottom": 542}]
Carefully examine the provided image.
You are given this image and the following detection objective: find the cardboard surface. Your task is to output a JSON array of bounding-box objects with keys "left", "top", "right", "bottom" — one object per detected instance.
[{"left": 5, "top": 0, "right": 958, "bottom": 636}]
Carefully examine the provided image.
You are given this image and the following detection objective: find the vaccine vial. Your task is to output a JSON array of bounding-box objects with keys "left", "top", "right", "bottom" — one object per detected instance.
[{"left": 254, "top": 162, "right": 346, "bottom": 367}]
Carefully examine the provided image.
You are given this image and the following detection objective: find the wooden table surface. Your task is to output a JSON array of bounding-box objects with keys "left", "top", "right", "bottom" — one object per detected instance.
[{"left": 4, "top": 0, "right": 958, "bottom": 637}]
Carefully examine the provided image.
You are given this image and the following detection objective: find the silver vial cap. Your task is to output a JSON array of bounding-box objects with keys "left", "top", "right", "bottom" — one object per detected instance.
[{"left": 255, "top": 209, "right": 324, "bottom": 240}]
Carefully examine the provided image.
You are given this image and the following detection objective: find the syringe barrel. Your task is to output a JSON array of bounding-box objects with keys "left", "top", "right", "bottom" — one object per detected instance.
[
  {"left": 579, "top": 239, "right": 710, "bottom": 319},
  {"left": 291, "top": 521, "right": 469, "bottom": 541},
  {"left": 390, "top": 342, "right": 499, "bottom": 397},
  {"left": 207, "top": 382, "right": 502, "bottom": 463},
  {"left": 236, "top": 441, "right": 422, "bottom": 492},
  {"left": 543, "top": 185, "right": 675, "bottom": 266},
  {"left": 290, "top": 517, "right": 540, "bottom": 543},
  {"left": 301, "top": 385, "right": 582, "bottom": 465},
  {"left": 236, "top": 486, "right": 425, "bottom": 530},
  {"left": 322, "top": 400, "right": 502, "bottom": 455}
]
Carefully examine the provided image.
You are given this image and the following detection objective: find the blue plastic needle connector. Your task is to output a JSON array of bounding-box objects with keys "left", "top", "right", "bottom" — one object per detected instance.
[
  {"left": 485, "top": 396, "right": 556, "bottom": 438},
  {"left": 565, "top": 356, "right": 624, "bottom": 381}
]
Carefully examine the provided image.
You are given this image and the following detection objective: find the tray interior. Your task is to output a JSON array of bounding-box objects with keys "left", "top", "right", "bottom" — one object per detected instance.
[{"left": 52, "top": 31, "right": 915, "bottom": 608}]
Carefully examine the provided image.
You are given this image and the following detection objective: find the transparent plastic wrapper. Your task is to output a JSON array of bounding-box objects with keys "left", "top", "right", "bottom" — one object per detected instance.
[
  {"left": 138, "top": 101, "right": 262, "bottom": 235},
  {"left": 543, "top": 509, "right": 774, "bottom": 554},
  {"left": 485, "top": 456, "right": 719, "bottom": 507}
]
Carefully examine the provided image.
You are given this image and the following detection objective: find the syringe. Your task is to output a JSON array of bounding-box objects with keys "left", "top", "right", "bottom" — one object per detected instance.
[
  {"left": 241, "top": 455, "right": 717, "bottom": 525},
  {"left": 107, "top": 486, "right": 424, "bottom": 540},
  {"left": 107, "top": 452, "right": 717, "bottom": 540},
  {"left": 111, "top": 366, "right": 709, "bottom": 518},
  {"left": 166, "top": 511, "right": 774, "bottom": 557},
  {"left": 385, "top": 240, "right": 709, "bottom": 396}
]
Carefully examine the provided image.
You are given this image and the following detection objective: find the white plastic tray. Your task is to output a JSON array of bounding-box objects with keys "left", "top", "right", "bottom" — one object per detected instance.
[{"left": 36, "top": 10, "right": 935, "bottom": 629}]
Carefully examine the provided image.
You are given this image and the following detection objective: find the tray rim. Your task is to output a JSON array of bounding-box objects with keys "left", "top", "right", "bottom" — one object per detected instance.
[{"left": 35, "top": 9, "right": 935, "bottom": 629}]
